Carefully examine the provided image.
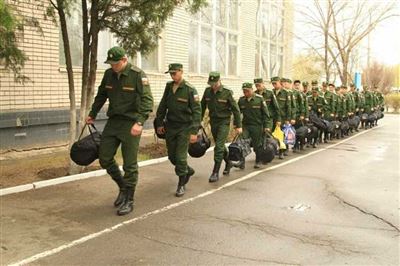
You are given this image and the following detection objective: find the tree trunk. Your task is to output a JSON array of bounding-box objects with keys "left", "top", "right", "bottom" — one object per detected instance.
[
  {"left": 85, "top": 0, "right": 99, "bottom": 117},
  {"left": 56, "top": 0, "right": 80, "bottom": 175},
  {"left": 79, "top": 0, "right": 90, "bottom": 132}
]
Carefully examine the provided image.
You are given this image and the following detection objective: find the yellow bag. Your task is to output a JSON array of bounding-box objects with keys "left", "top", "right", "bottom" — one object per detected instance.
[{"left": 272, "top": 127, "right": 287, "bottom": 150}]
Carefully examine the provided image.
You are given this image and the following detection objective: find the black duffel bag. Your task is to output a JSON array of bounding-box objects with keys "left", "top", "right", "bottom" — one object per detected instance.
[
  {"left": 309, "top": 112, "right": 327, "bottom": 130},
  {"left": 257, "top": 132, "right": 278, "bottom": 164},
  {"left": 188, "top": 126, "right": 211, "bottom": 158},
  {"left": 228, "top": 134, "right": 252, "bottom": 161},
  {"left": 70, "top": 124, "right": 102, "bottom": 166}
]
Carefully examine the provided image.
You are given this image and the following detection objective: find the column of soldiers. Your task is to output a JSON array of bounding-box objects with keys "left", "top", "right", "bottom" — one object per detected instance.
[{"left": 88, "top": 47, "right": 385, "bottom": 215}]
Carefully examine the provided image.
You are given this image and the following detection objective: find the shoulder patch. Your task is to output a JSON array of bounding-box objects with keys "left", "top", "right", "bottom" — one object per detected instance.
[{"left": 142, "top": 77, "right": 149, "bottom": 86}]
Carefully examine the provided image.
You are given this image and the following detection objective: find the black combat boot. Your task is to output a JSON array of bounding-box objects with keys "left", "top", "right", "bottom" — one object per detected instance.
[
  {"left": 184, "top": 166, "right": 195, "bottom": 185},
  {"left": 222, "top": 152, "right": 232, "bottom": 175},
  {"left": 117, "top": 187, "right": 134, "bottom": 216},
  {"left": 108, "top": 166, "right": 126, "bottom": 208},
  {"left": 176, "top": 176, "right": 186, "bottom": 197},
  {"left": 209, "top": 162, "right": 221, "bottom": 183}
]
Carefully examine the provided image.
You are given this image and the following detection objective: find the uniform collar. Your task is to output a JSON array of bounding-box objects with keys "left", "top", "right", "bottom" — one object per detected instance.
[{"left": 121, "top": 63, "right": 131, "bottom": 76}]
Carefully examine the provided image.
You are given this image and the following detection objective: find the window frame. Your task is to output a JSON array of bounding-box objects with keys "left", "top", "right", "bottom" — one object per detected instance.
[{"left": 189, "top": 0, "right": 239, "bottom": 77}]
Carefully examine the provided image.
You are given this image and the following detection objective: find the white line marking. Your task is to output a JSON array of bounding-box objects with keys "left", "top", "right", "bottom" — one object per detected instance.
[{"left": 8, "top": 126, "right": 381, "bottom": 266}]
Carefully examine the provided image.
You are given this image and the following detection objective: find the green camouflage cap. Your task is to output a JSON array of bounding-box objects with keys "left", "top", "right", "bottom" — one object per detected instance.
[
  {"left": 322, "top": 81, "right": 327, "bottom": 87},
  {"left": 254, "top": 77, "right": 263, "bottom": 84},
  {"left": 165, "top": 63, "right": 183, "bottom": 74},
  {"left": 312, "top": 87, "right": 319, "bottom": 92},
  {"left": 340, "top": 84, "right": 347, "bottom": 89},
  {"left": 271, "top": 76, "right": 281, "bottom": 83},
  {"left": 242, "top": 82, "right": 253, "bottom": 89},
  {"left": 280, "top": 77, "right": 287, "bottom": 82},
  {"left": 287, "top": 79, "right": 293, "bottom": 84},
  {"left": 311, "top": 80, "right": 318, "bottom": 86},
  {"left": 302, "top": 81, "right": 309, "bottom": 86},
  {"left": 104, "top": 46, "right": 126, "bottom": 64},
  {"left": 208, "top": 71, "right": 220, "bottom": 85}
]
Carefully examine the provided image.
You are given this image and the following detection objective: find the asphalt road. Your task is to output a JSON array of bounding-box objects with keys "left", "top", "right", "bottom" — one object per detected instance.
[{"left": 1, "top": 114, "right": 399, "bottom": 265}]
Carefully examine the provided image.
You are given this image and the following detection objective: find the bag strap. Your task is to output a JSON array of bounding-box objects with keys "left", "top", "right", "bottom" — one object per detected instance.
[
  {"left": 200, "top": 126, "right": 208, "bottom": 139},
  {"left": 77, "top": 124, "right": 88, "bottom": 141}
]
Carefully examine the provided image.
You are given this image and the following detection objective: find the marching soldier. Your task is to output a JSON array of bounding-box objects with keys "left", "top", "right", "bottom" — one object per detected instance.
[
  {"left": 350, "top": 84, "right": 361, "bottom": 116},
  {"left": 339, "top": 85, "right": 349, "bottom": 120},
  {"left": 307, "top": 86, "right": 328, "bottom": 118},
  {"left": 86, "top": 46, "right": 154, "bottom": 216},
  {"left": 363, "top": 86, "right": 376, "bottom": 115},
  {"left": 201, "top": 71, "right": 242, "bottom": 183},
  {"left": 238, "top": 82, "right": 272, "bottom": 169},
  {"left": 310, "top": 80, "right": 319, "bottom": 96},
  {"left": 328, "top": 83, "right": 339, "bottom": 118},
  {"left": 293, "top": 79, "right": 307, "bottom": 125},
  {"left": 254, "top": 77, "right": 281, "bottom": 127},
  {"left": 302, "top": 81, "right": 310, "bottom": 96},
  {"left": 344, "top": 85, "right": 355, "bottom": 117},
  {"left": 322, "top": 82, "right": 336, "bottom": 121},
  {"left": 282, "top": 78, "right": 297, "bottom": 127},
  {"left": 272, "top": 76, "right": 293, "bottom": 157},
  {"left": 155, "top": 63, "right": 201, "bottom": 197}
]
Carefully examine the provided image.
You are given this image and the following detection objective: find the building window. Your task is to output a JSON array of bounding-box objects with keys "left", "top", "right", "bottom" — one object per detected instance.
[
  {"left": 59, "top": 5, "right": 159, "bottom": 71},
  {"left": 189, "top": 0, "right": 239, "bottom": 76},
  {"left": 59, "top": 5, "right": 83, "bottom": 67},
  {"left": 254, "top": 0, "right": 285, "bottom": 78}
]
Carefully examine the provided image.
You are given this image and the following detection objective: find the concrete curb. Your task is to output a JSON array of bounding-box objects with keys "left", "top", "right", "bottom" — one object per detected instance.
[{"left": 0, "top": 147, "right": 215, "bottom": 197}]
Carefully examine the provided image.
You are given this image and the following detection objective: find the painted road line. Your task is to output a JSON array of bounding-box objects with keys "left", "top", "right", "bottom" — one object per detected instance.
[{"left": 8, "top": 126, "right": 382, "bottom": 266}]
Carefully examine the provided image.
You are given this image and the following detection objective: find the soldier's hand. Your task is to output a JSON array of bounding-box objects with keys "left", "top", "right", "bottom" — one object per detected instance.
[
  {"left": 189, "top": 134, "right": 197, "bottom": 144},
  {"left": 131, "top": 123, "right": 143, "bottom": 136},
  {"left": 361, "top": 108, "right": 364, "bottom": 112},
  {"left": 347, "top": 112, "right": 351, "bottom": 116},
  {"left": 264, "top": 128, "right": 271, "bottom": 133},
  {"left": 318, "top": 108, "right": 322, "bottom": 112},
  {"left": 276, "top": 121, "right": 281, "bottom": 127},
  {"left": 371, "top": 108, "right": 374, "bottom": 111},
  {"left": 85, "top": 116, "right": 94, "bottom": 124},
  {"left": 284, "top": 120, "right": 290, "bottom": 125},
  {"left": 290, "top": 119, "right": 296, "bottom": 125},
  {"left": 235, "top": 127, "right": 243, "bottom": 134},
  {"left": 305, "top": 118, "right": 309, "bottom": 122},
  {"left": 300, "top": 115, "right": 304, "bottom": 120},
  {"left": 157, "top": 126, "right": 165, "bottom": 135},
  {"left": 356, "top": 108, "right": 359, "bottom": 112},
  {"left": 330, "top": 113, "right": 334, "bottom": 117}
]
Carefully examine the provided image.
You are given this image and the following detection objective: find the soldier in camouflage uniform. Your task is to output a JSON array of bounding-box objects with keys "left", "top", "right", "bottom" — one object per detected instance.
[
  {"left": 238, "top": 82, "right": 272, "bottom": 169},
  {"left": 322, "top": 82, "right": 336, "bottom": 121},
  {"left": 293, "top": 80, "right": 308, "bottom": 126},
  {"left": 155, "top": 63, "right": 201, "bottom": 197},
  {"left": 254, "top": 77, "right": 281, "bottom": 126},
  {"left": 272, "top": 77, "right": 293, "bottom": 157},
  {"left": 201, "top": 72, "right": 242, "bottom": 182},
  {"left": 87, "top": 46, "right": 154, "bottom": 216}
]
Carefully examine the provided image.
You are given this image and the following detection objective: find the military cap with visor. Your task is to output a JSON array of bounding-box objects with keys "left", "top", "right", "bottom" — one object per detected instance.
[
  {"left": 254, "top": 77, "right": 263, "bottom": 84},
  {"left": 208, "top": 71, "right": 221, "bottom": 86},
  {"left": 165, "top": 63, "right": 183, "bottom": 74},
  {"left": 104, "top": 46, "right": 126, "bottom": 64},
  {"left": 242, "top": 82, "right": 253, "bottom": 89}
]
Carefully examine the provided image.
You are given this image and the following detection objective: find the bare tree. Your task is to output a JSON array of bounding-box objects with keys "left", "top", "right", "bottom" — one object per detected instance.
[
  {"left": 363, "top": 61, "right": 396, "bottom": 94},
  {"left": 296, "top": 0, "right": 399, "bottom": 85}
]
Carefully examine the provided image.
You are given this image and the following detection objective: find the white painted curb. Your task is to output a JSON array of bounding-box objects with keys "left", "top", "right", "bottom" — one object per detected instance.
[{"left": 0, "top": 146, "right": 215, "bottom": 197}]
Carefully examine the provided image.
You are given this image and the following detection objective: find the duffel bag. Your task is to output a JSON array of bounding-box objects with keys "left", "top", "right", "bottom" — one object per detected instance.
[
  {"left": 70, "top": 124, "right": 102, "bottom": 166},
  {"left": 188, "top": 126, "right": 211, "bottom": 158},
  {"left": 228, "top": 134, "right": 252, "bottom": 161}
]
